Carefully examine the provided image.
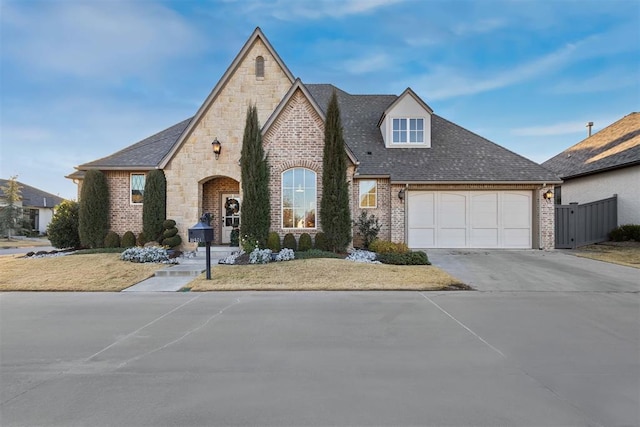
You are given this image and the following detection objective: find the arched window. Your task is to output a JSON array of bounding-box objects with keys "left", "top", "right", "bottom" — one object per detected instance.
[
  {"left": 255, "top": 56, "right": 264, "bottom": 78},
  {"left": 282, "top": 168, "right": 316, "bottom": 229}
]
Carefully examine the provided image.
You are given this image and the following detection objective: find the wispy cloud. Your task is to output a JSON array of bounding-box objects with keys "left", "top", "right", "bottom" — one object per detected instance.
[
  {"left": 343, "top": 53, "right": 390, "bottom": 74},
  {"left": 452, "top": 18, "right": 507, "bottom": 36},
  {"left": 248, "top": 0, "right": 404, "bottom": 20},
  {"left": 1, "top": 1, "right": 201, "bottom": 79},
  {"left": 550, "top": 68, "right": 639, "bottom": 94},
  {"left": 511, "top": 116, "right": 620, "bottom": 137}
]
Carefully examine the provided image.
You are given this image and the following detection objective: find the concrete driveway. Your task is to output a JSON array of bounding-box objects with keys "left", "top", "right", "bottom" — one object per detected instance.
[{"left": 428, "top": 249, "right": 640, "bottom": 292}]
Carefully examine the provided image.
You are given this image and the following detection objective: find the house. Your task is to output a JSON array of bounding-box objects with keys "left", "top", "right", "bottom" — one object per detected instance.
[
  {"left": 0, "top": 179, "right": 65, "bottom": 235},
  {"left": 542, "top": 113, "right": 640, "bottom": 226},
  {"left": 68, "top": 27, "right": 560, "bottom": 250}
]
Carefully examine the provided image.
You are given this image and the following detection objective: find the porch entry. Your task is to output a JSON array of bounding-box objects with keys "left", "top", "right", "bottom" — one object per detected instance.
[{"left": 221, "top": 194, "right": 241, "bottom": 244}]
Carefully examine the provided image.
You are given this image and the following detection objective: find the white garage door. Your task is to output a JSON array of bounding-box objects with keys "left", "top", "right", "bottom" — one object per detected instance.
[{"left": 408, "top": 191, "right": 532, "bottom": 248}]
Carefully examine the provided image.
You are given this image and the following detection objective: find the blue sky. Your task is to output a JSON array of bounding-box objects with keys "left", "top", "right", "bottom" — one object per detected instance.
[{"left": 1, "top": 0, "right": 638, "bottom": 200}]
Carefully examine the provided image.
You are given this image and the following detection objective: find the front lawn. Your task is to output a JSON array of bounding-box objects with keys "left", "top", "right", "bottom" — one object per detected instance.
[
  {"left": 574, "top": 242, "right": 640, "bottom": 268},
  {"left": 188, "top": 258, "right": 464, "bottom": 291},
  {"left": 0, "top": 253, "right": 161, "bottom": 292},
  {"left": 0, "top": 237, "right": 52, "bottom": 249}
]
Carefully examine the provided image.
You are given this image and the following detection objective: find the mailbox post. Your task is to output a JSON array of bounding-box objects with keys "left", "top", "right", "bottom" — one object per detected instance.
[{"left": 188, "top": 213, "right": 214, "bottom": 280}]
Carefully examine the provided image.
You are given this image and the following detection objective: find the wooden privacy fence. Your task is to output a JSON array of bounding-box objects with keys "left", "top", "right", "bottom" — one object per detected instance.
[{"left": 555, "top": 195, "right": 618, "bottom": 249}]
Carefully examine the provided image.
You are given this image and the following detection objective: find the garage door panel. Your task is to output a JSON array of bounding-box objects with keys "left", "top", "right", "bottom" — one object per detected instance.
[
  {"left": 408, "top": 229, "right": 435, "bottom": 248},
  {"left": 503, "top": 229, "right": 531, "bottom": 248},
  {"left": 440, "top": 193, "right": 466, "bottom": 228},
  {"left": 439, "top": 228, "right": 466, "bottom": 248},
  {"left": 408, "top": 192, "right": 434, "bottom": 228},
  {"left": 471, "top": 229, "right": 499, "bottom": 247},
  {"left": 471, "top": 193, "right": 498, "bottom": 227},
  {"left": 503, "top": 193, "right": 531, "bottom": 228}
]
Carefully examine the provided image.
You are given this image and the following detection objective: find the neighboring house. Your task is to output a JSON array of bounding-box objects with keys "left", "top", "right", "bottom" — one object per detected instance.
[
  {"left": 0, "top": 179, "right": 65, "bottom": 235},
  {"left": 68, "top": 28, "right": 560, "bottom": 250},
  {"left": 542, "top": 113, "right": 640, "bottom": 226}
]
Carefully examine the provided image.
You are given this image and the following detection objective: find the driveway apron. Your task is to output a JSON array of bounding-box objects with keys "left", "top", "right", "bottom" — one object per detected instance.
[{"left": 427, "top": 249, "right": 640, "bottom": 292}]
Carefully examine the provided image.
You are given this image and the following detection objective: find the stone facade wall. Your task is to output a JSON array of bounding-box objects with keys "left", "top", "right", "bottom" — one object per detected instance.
[
  {"left": 164, "top": 37, "right": 294, "bottom": 249},
  {"left": 202, "top": 177, "right": 240, "bottom": 245},
  {"left": 263, "top": 89, "right": 325, "bottom": 241},
  {"left": 104, "top": 171, "right": 144, "bottom": 236}
]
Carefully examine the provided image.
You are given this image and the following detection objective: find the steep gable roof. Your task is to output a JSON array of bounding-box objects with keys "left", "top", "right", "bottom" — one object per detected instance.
[
  {"left": 377, "top": 87, "right": 433, "bottom": 127},
  {"left": 306, "top": 84, "right": 559, "bottom": 183},
  {"left": 77, "top": 118, "right": 192, "bottom": 170},
  {"left": 542, "top": 112, "right": 640, "bottom": 179},
  {"left": 0, "top": 179, "right": 65, "bottom": 208},
  {"left": 157, "top": 27, "right": 295, "bottom": 169}
]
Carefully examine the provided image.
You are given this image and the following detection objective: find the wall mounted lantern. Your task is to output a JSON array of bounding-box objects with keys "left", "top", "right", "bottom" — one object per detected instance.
[
  {"left": 212, "top": 138, "right": 222, "bottom": 160},
  {"left": 543, "top": 189, "right": 554, "bottom": 201},
  {"left": 398, "top": 188, "right": 406, "bottom": 201}
]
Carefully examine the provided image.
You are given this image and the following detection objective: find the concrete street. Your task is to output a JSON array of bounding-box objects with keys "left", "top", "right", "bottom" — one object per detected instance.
[{"left": 1, "top": 250, "right": 639, "bottom": 426}]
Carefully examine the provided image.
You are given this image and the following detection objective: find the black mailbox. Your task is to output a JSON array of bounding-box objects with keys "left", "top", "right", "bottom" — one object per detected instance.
[
  {"left": 188, "top": 214, "right": 214, "bottom": 243},
  {"left": 189, "top": 213, "right": 214, "bottom": 280}
]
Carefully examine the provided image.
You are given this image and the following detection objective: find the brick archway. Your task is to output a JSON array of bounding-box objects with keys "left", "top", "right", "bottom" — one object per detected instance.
[{"left": 202, "top": 177, "right": 240, "bottom": 244}]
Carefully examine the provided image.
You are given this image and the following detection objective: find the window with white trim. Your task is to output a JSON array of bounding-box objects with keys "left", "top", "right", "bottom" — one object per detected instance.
[
  {"left": 282, "top": 168, "right": 316, "bottom": 229},
  {"left": 130, "top": 173, "right": 145, "bottom": 204},
  {"left": 359, "top": 180, "right": 377, "bottom": 208},
  {"left": 392, "top": 118, "right": 424, "bottom": 143}
]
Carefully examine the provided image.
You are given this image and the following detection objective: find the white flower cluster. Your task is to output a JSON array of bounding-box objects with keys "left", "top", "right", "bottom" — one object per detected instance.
[
  {"left": 275, "top": 248, "right": 295, "bottom": 261},
  {"left": 218, "top": 250, "right": 244, "bottom": 265},
  {"left": 120, "top": 246, "right": 178, "bottom": 264},
  {"left": 249, "top": 248, "right": 272, "bottom": 264},
  {"left": 346, "top": 249, "right": 380, "bottom": 263}
]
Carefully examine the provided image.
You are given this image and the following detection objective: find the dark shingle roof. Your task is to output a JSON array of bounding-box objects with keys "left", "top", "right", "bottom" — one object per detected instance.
[
  {"left": 0, "top": 179, "right": 65, "bottom": 208},
  {"left": 306, "top": 84, "right": 560, "bottom": 182},
  {"left": 78, "top": 117, "right": 192, "bottom": 169},
  {"left": 542, "top": 113, "right": 640, "bottom": 180}
]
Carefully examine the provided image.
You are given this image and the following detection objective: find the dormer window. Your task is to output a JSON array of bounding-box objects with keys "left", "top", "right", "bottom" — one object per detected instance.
[
  {"left": 392, "top": 118, "right": 424, "bottom": 144},
  {"left": 255, "top": 56, "right": 264, "bottom": 79}
]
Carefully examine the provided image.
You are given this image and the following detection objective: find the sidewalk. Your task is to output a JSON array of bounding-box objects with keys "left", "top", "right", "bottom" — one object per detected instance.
[{"left": 122, "top": 246, "right": 237, "bottom": 292}]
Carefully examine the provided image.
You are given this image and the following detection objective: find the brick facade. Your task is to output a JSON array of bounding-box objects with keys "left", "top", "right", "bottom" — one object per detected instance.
[
  {"left": 203, "top": 177, "right": 240, "bottom": 245},
  {"left": 104, "top": 171, "right": 144, "bottom": 236}
]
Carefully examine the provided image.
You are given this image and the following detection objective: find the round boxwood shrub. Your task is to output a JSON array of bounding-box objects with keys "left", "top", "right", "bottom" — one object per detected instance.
[
  {"left": 314, "top": 232, "right": 327, "bottom": 251},
  {"left": 137, "top": 232, "right": 147, "bottom": 246},
  {"left": 47, "top": 200, "right": 80, "bottom": 249},
  {"left": 160, "top": 219, "right": 181, "bottom": 248},
  {"left": 283, "top": 233, "right": 297, "bottom": 251},
  {"left": 104, "top": 231, "right": 121, "bottom": 248},
  {"left": 298, "top": 233, "right": 312, "bottom": 252},
  {"left": 121, "top": 231, "right": 136, "bottom": 248},
  {"left": 163, "top": 227, "right": 178, "bottom": 238},
  {"left": 163, "top": 219, "right": 176, "bottom": 229},
  {"left": 377, "top": 251, "right": 431, "bottom": 265},
  {"left": 267, "top": 231, "right": 281, "bottom": 252},
  {"left": 162, "top": 235, "right": 182, "bottom": 248}
]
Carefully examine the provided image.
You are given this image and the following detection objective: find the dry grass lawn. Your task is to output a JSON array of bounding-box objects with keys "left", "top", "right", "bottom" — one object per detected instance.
[
  {"left": 0, "top": 253, "right": 162, "bottom": 292},
  {"left": 0, "top": 238, "right": 51, "bottom": 249},
  {"left": 575, "top": 243, "right": 640, "bottom": 268},
  {"left": 188, "top": 258, "right": 464, "bottom": 291}
]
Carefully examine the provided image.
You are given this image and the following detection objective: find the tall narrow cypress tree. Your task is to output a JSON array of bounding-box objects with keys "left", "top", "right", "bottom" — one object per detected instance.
[
  {"left": 240, "top": 104, "right": 270, "bottom": 247},
  {"left": 79, "top": 169, "right": 109, "bottom": 248},
  {"left": 142, "top": 169, "right": 166, "bottom": 241},
  {"left": 320, "top": 91, "right": 351, "bottom": 252}
]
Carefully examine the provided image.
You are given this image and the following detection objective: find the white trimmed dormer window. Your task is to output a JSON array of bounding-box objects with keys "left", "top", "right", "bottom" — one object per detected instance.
[{"left": 392, "top": 118, "right": 424, "bottom": 144}]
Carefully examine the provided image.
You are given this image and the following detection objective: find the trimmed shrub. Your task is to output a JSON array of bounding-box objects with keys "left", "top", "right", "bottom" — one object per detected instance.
[
  {"left": 137, "top": 232, "right": 147, "bottom": 246},
  {"left": 295, "top": 249, "right": 343, "bottom": 259},
  {"left": 299, "top": 233, "right": 312, "bottom": 251},
  {"left": 47, "top": 200, "right": 80, "bottom": 249},
  {"left": 377, "top": 251, "right": 431, "bottom": 265},
  {"left": 609, "top": 224, "right": 640, "bottom": 242},
  {"left": 142, "top": 169, "right": 166, "bottom": 242},
  {"left": 162, "top": 235, "right": 182, "bottom": 248},
  {"left": 266, "top": 232, "right": 281, "bottom": 252},
  {"left": 353, "top": 211, "right": 381, "bottom": 249},
  {"left": 104, "top": 231, "right": 121, "bottom": 248},
  {"left": 230, "top": 228, "right": 240, "bottom": 247},
  {"left": 79, "top": 169, "right": 109, "bottom": 248},
  {"left": 283, "top": 233, "right": 297, "bottom": 251},
  {"left": 163, "top": 219, "right": 176, "bottom": 229},
  {"left": 163, "top": 228, "right": 178, "bottom": 238},
  {"left": 370, "top": 239, "right": 410, "bottom": 254},
  {"left": 121, "top": 231, "right": 136, "bottom": 248},
  {"left": 314, "top": 232, "right": 327, "bottom": 251}
]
